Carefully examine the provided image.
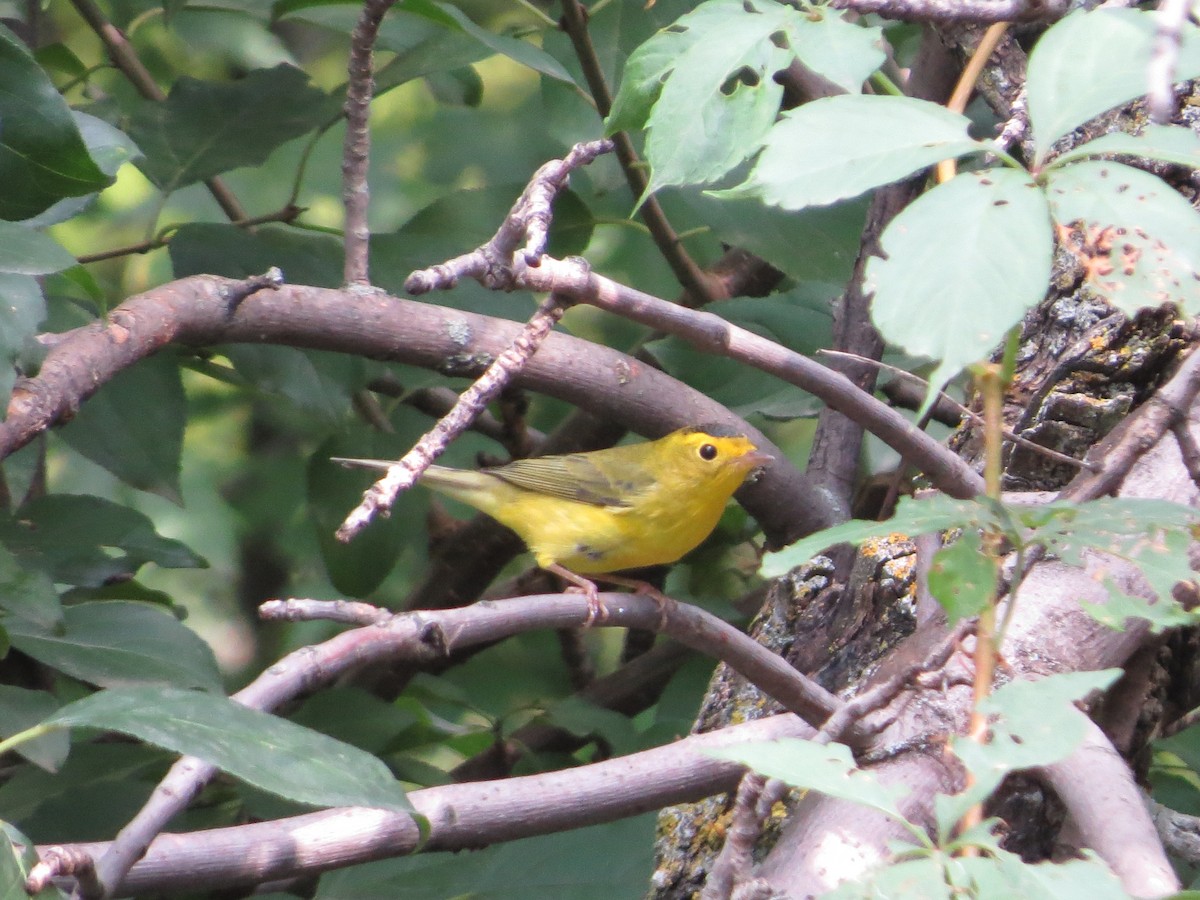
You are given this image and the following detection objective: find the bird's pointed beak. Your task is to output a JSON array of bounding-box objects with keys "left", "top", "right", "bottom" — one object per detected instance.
[{"left": 742, "top": 450, "right": 773, "bottom": 483}]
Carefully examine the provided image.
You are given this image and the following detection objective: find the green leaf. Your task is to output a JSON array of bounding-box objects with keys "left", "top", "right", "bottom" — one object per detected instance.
[
  {"left": 716, "top": 95, "right": 982, "bottom": 209},
  {"left": 0, "top": 223, "right": 75, "bottom": 275},
  {"left": 72, "top": 112, "right": 142, "bottom": 178},
  {"left": 0, "top": 274, "right": 47, "bottom": 410},
  {"left": 57, "top": 353, "right": 185, "bottom": 502},
  {"left": 423, "top": 1, "right": 575, "bottom": 85},
  {"left": 608, "top": 0, "right": 798, "bottom": 198},
  {"left": 703, "top": 739, "right": 910, "bottom": 824},
  {"left": 0, "top": 24, "right": 109, "bottom": 220},
  {"left": 315, "top": 815, "right": 655, "bottom": 899},
  {"left": 822, "top": 857, "right": 954, "bottom": 900},
  {"left": 1044, "top": 160, "right": 1200, "bottom": 314},
  {"left": 7, "top": 601, "right": 223, "bottom": 692},
  {"left": 224, "top": 346, "right": 367, "bottom": 426},
  {"left": 38, "top": 685, "right": 416, "bottom": 815},
  {"left": 0, "top": 494, "right": 206, "bottom": 587},
  {"left": 761, "top": 494, "right": 993, "bottom": 578},
  {"left": 927, "top": 529, "right": 996, "bottom": 623},
  {"left": 0, "top": 542, "right": 61, "bottom": 630},
  {"left": 951, "top": 670, "right": 1121, "bottom": 810},
  {"left": 866, "top": 169, "right": 1053, "bottom": 401},
  {"left": 1026, "top": 8, "right": 1200, "bottom": 165},
  {"left": 681, "top": 191, "right": 869, "bottom": 285},
  {"left": 310, "top": 429, "right": 424, "bottom": 597},
  {"left": 130, "top": 65, "right": 334, "bottom": 192},
  {"left": 169, "top": 222, "right": 343, "bottom": 286},
  {"left": 1051, "top": 124, "right": 1200, "bottom": 171},
  {"left": 645, "top": 287, "right": 834, "bottom": 419},
  {"left": 1020, "top": 498, "right": 1200, "bottom": 632},
  {"left": 959, "top": 848, "right": 1129, "bottom": 899},
  {"left": 0, "top": 686, "right": 67, "bottom": 772},
  {"left": 785, "top": 13, "right": 884, "bottom": 94}
]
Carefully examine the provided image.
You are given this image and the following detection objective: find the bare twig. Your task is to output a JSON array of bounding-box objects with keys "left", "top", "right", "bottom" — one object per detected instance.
[
  {"left": 25, "top": 845, "right": 101, "bottom": 898},
  {"left": 1173, "top": 415, "right": 1200, "bottom": 489},
  {"left": 342, "top": 0, "right": 397, "bottom": 284},
  {"left": 936, "top": 22, "right": 1010, "bottom": 183},
  {"left": 824, "top": 349, "right": 1092, "bottom": 471},
  {"left": 1147, "top": 0, "right": 1193, "bottom": 123},
  {"left": 405, "top": 139, "right": 614, "bottom": 294},
  {"left": 995, "top": 88, "right": 1030, "bottom": 153},
  {"left": 335, "top": 293, "right": 566, "bottom": 541},
  {"left": 254, "top": 596, "right": 393, "bottom": 625}
]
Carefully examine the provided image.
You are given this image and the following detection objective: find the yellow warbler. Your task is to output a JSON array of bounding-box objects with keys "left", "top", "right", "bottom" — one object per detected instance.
[{"left": 334, "top": 425, "right": 771, "bottom": 610}]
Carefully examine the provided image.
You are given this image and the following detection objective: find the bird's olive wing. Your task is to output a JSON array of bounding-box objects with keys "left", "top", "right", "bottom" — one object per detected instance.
[{"left": 487, "top": 454, "right": 654, "bottom": 508}]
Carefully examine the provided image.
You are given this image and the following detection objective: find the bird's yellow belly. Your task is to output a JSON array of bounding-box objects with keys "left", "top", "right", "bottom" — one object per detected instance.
[{"left": 501, "top": 496, "right": 727, "bottom": 574}]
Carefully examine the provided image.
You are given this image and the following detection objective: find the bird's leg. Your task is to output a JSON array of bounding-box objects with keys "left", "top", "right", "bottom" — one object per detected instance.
[
  {"left": 591, "top": 573, "right": 673, "bottom": 629},
  {"left": 544, "top": 563, "right": 605, "bottom": 626}
]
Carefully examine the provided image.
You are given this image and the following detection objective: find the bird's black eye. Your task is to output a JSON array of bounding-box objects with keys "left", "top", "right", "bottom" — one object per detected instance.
[{"left": 699, "top": 443, "right": 718, "bottom": 461}]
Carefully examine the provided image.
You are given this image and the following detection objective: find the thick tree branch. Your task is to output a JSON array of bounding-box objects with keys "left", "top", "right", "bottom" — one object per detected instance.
[
  {"left": 33, "top": 713, "right": 812, "bottom": 898},
  {"left": 70, "top": 591, "right": 834, "bottom": 896},
  {"left": 1, "top": 277, "right": 826, "bottom": 545},
  {"left": 830, "top": 0, "right": 1066, "bottom": 22},
  {"left": 1038, "top": 718, "right": 1178, "bottom": 897}
]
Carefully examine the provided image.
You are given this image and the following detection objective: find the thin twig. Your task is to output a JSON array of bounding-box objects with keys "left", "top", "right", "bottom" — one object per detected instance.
[
  {"left": 995, "top": 89, "right": 1030, "bottom": 154},
  {"left": 335, "top": 293, "right": 566, "bottom": 541},
  {"left": 405, "top": 139, "right": 614, "bottom": 294},
  {"left": 821, "top": 349, "right": 1092, "bottom": 471},
  {"left": 701, "top": 772, "right": 786, "bottom": 900},
  {"left": 342, "top": 0, "right": 397, "bottom": 285},
  {"left": 1172, "top": 417, "right": 1200, "bottom": 490}
]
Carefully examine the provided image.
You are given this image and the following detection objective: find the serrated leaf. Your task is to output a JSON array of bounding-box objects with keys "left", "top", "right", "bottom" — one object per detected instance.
[
  {"left": 0, "top": 274, "right": 47, "bottom": 410},
  {"left": 130, "top": 65, "right": 333, "bottom": 192},
  {"left": 1051, "top": 124, "right": 1200, "bottom": 171},
  {"left": 704, "top": 739, "right": 910, "bottom": 824},
  {"left": 716, "top": 95, "right": 982, "bottom": 209},
  {"left": 1027, "top": 8, "right": 1200, "bottom": 164},
  {"left": 609, "top": 0, "right": 798, "bottom": 198},
  {"left": 38, "top": 686, "right": 415, "bottom": 814},
  {"left": 0, "top": 24, "right": 109, "bottom": 220},
  {"left": 952, "top": 671, "right": 1121, "bottom": 806},
  {"left": 1044, "top": 160, "right": 1200, "bottom": 312},
  {"left": 0, "top": 686, "right": 67, "bottom": 771},
  {"left": 761, "top": 494, "right": 994, "bottom": 578},
  {"left": 0, "top": 542, "right": 61, "bottom": 630},
  {"left": 7, "top": 601, "right": 222, "bottom": 692},
  {"left": 0, "top": 494, "right": 206, "bottom": 587},
  {"left": 928, "top": 529, "right": 996, "bottom": 622},
  {"left": 57, "top": 353, "right": 185, "bottom": 502},
  {"left": 0, "top": 223, "right": 75, "bottom": 276},
  {"left": 867, "top": 169, "right": 1053, "bottom": 401}
]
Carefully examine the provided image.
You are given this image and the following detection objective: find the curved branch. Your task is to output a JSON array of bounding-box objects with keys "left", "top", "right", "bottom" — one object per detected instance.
[
  {"left": 35, "top": 713, "right": 811, "bottom": 898},
  {"left": 1037, "top": 718, "right": 1178, "bottom": 897},
  {"left": 3, "top": 277, "right": 831, "bottom": 544}
]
